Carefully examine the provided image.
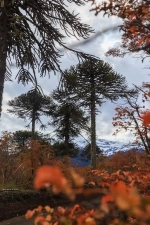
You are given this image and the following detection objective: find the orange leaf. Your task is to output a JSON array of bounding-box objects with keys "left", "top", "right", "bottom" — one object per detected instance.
[
  {"left": 115, "top": 196, "right": 130, "bottom": 210},
  {"left": 101, "top": 194, "right": 114, "bottom": 204},
  {"left": 70, "top": 204, "right": 80, "bottom": 216},
  {"left": 70, "top": 170, "right": 85, "bottom": 187},
  {"left": 146, "top": 173, "right": 150, "bottom": 181},
  {"left": 45, "top": 215, "right": 52, "bottom": 222},
  {"left": 34, "top": 216, "right": 45, "bottom": 225},
  {"left": 34, "top": 166, "right": 68, "bottom": 191},
  {"left": 88, "top": 181, "right": 96, "bottom": 186},
  {"left": 110, "top": 181, "right": 127, "bottom": 197},
  {"left": 141, "top": 111, "right": 150, "bottom": 126},
  {"left": 129, "top": 26, "right": 137, "bottom": 33},
  {"left": 25, "top": 209, "right": 35, "bottom": 219},
  {"left": 36, "top": 205, "right": 43, "bottom": 212}
]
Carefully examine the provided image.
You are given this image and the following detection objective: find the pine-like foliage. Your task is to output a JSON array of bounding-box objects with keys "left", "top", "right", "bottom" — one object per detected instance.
[
  {"left": 0, "top": 0, "right": 95, "bottom": 114},
  {"left": 61, "top": 58, "right": 136, "bottom": 168},
  {"left": 49, "top": 89, "right": 89, "bottom": 156},
  {"left": 7, "top": 89, "right": 55, "bottom": 137}
]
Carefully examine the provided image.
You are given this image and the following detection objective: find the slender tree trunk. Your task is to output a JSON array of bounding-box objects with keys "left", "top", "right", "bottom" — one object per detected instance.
[
  {"left": 144, "top": 127, "right": 150, "bottom": 154},
  {"left": 31, "top": 109, "right": 36, "bottom": 176},
  {"left": 0, "top": 5, "right": 8, "bottom": 116},
  {"left": 132, "top": 113, "right": 150, "bottom": 154},
  {"left": 64, "top": 113, "right": 70, "bottom": 156},
  {"left": 90, "top": 78, "right": 96, "bottom": 169},
  {"left": 31, "top": 109, "right": 36, "bottom": 139}
]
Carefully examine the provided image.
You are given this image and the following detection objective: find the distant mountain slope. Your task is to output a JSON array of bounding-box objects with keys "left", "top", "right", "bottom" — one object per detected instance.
[{"left": 71, "top": 137, "right": 144, "bottom": 167}]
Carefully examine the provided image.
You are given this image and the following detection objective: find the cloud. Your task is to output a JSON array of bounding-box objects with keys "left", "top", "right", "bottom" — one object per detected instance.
[{"left": 0, "top": 2, "right": 149, "bottom": 144}]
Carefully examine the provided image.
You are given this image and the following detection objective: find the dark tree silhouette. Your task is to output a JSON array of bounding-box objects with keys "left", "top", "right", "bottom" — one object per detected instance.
[
  {"left": 49, "top": 89, "right": 89, "bottom": 156},
  {"left": 0, "top": 0, "right": 95, "bottom": 115},
  {"left": 61, "top": 58, "right": 136, "bottom": 168},
  {"left": 13, "top": 130, "right": 50, "bottom": 149},
  {"left": 7, "top": 88, "right": 55, "bottom": 138},
  {"left": 52, "top": 141, "right": 79, "bottom": 158}
]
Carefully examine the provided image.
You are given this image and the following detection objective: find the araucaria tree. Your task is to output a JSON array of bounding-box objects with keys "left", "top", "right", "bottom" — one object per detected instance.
[
  {"left": 49, "top": 89, "right": 89, "bottom": 157},
  {"left": 7, "top": 88, "right": 55, "bottom": 138},
  {"left": 62, "top": 58, "right": 135, "bottom": 168},
  {"left": 0, "top": 0, "right": 94, "bottom": 115},
  {"left": 13, "top": 130, "right": 50, "bottom": 150}
]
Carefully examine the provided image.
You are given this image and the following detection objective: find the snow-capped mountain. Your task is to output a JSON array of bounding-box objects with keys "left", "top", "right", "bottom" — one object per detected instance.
[
  {"left": 76, "top": 137, "right": 144, "bottom": 156},
  {"left": 71, "top": 137, "right": 144, "bottom": 167}
]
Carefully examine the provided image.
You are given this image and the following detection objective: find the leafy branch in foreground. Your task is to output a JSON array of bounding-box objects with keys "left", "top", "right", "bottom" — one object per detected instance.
[{"left": 25, "top": 165, "right": 150, "bottom": 225}]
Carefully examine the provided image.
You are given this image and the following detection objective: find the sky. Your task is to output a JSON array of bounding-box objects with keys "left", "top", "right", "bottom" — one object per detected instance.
[{"left": 0, "top": 1, "right": 150, "bottom": 143}]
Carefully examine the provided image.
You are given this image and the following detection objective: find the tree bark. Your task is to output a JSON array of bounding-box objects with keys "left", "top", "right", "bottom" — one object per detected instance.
[
  {"left": 90, "top": 77, "right": 96, "bottom": 169},
  {"left": 0, "top": 3, "right": 9, "bottom": 116},
  {"left": 132, "top": 113, "right": 150, "bottom": 154},
  {"left": 31, "top": 109, "right": 36, "bottom": 139},
  {"left": 64, "top": 113, "right": 70, "bottom": 156}
]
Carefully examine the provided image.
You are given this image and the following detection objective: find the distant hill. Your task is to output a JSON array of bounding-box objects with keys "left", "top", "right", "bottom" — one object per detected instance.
[{"left": 71, "top": 137, "right": 144, "bottom": 167}]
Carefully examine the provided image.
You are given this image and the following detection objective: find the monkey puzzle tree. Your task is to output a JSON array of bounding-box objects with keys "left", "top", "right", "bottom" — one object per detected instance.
[
  {"left": 52, "top": 141, "right": 79, "bottom": 158},
  {"left": 7, "top": 88, "right": 55, "bottom": 138},
  {"left": 49, "top": 89, "right": 89, "bottom": 157},
  {"left": 13, "top": 130, "right": 51, "bottom": 151},
  {"left": 80, "top": 143, "right": 102, "bottom": 161},
  {"left": 62, "top": 58, "right": 135, "bottom": 168},
  {"left": 0, "top": 0, "right": 95, "bottom": 116}
]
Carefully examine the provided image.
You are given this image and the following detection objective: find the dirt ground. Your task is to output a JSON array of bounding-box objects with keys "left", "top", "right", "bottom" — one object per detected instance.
[
  {"left": 0, "top": 190, "right": 71, "bottom": 222},
  {"left": 0, "top": 190, "right": 102, "bottom": 224}
]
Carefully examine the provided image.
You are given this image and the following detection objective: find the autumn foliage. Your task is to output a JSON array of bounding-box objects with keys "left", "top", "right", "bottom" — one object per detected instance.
[
  {"left": 112, "top": 82, "right": 150, "bottom": 154},
  {"left": 89, "top": 0, "right": 150, "bottom": 59},
  {"left": 26, "top": 163, "right": 150, "bottom": 225}
]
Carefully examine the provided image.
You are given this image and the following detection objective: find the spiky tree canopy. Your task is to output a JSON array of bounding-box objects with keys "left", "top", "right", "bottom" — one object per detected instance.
[
  {"left": 62, "top": 58, "right": 132, "bottom": 107},
  {"left": 49, "top": 89, "right": 89, "bottom": 141},
  {"left": 61, "top": 58, "right": 136, "bottom": 168},
  {"left": 0, "top": 0, "right": 95, "bottom": 114},
  {"left": 13, "top": 130, "right": 50, "bottom": 148},
  {"left": 52, "top": 141, "right": 79, "bottom": 158},
  {"left": 7, "top": 89, "right": 55, "bottom": 132}
]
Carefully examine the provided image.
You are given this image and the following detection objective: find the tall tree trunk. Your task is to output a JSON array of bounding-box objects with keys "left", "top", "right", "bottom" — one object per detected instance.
[
  {"left": 0, "top": 5, "right": 8, "bottom": 116},
  {"left": 64, "top": 113, "right": 70, "bottom": 156},
  {"left": 90, "top": 78, "right": 96, "bottom": 169},
  {"left": 31, "top": 109, "right": 36, "bottom": 139},
  {"left": 31, "top": 109, "right": 36, "bottom": 176}
]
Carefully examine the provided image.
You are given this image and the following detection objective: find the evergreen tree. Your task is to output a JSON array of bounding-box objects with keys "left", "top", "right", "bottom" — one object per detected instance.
[
  {"left": 52, "top": 141, "right": 79, "bottom": 158},
  {"left": 0, "top": 0, "right": 94, "bottom": 115},
  {"left": 62, "top": 58, "right": 136, "bottom": 168},
  {"left": 49, "top": 89, "right": 89, "bottom": 156},
  {"left": 80, "top": 143, "right": 102, "bottom": 161},
  {"left": 13, "top": 130, "right": 50, "bottom": 149},
  {"left": 7, "top": 88, "right": 55, "bottom": 138}
]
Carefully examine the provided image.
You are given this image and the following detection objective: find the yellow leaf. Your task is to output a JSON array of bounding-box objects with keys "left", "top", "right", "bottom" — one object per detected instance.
[
  {"left": 116, "top": 196, "right": 130, "bottom": 210},
  {"left": 45, "top": 206, "right": 54, "bottom": 213},
  {"left": 85, "top": 217, "right": 96, "bottom": 225},
  {"left": 45, "top": 215, "right": 52, "bottom": 222}
]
